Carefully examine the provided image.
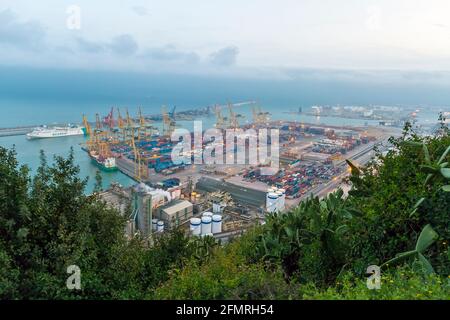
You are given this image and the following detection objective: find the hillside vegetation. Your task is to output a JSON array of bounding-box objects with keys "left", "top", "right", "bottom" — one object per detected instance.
[{"left": 1, "top": 122, "right": 449, "bottom": 299}]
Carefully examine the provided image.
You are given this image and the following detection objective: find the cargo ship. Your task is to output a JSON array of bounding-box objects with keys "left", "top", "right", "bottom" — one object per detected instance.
[
  {"left": 89, "top": 150, "right": 118, "bottom": 172},
  {"left": 27, "top": 124, "right": 85, "bottom": 139}
]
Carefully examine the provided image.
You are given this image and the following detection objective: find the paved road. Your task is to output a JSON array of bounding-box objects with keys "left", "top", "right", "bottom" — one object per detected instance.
[{"left": 286, "top": 140, "right": 388, "bottom": 208}]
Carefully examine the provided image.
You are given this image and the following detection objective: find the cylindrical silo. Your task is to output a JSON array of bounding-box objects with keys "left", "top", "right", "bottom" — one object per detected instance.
[
  {"left": 202, "top": 211, "right": 213, "bottom": 218},
  {"left": 275, "top": 190, "right": 283, "bottom": 211},
  {"left": 212, "top": 214, "right": 222, "bottom": 234},
  {"left": 152, "top": 219, "right": 158, "bottom": 231},
  {"left": 277, "top": 188, "right": 286, "bottom": 211},
  {"left": 157, "top": 220, "right": 164, "bottom": 233},
  {"left": 201, "top": 216, "right": 212, "bottom": 235},
  {"left": 266, "top": 192, "right": 279, "bottom": 213},
  {"left": 190, "top": 218, "right": 201, "bottom": 236}
]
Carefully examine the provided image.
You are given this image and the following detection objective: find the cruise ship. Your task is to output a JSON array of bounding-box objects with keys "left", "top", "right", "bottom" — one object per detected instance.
[
  {"left": 444, "top": 112, "right": 450, "bottom": 124},
  {"left": 27, "top": 125, "right": 85, "bottom": 139}
]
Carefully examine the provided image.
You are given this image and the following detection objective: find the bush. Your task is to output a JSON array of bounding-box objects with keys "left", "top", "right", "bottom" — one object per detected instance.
[
  {"left": 300, "top": 267, "right": 450, "bottom": 300},
  {"left": 153, "top": 240, "right": 295, "bottom": 300}
]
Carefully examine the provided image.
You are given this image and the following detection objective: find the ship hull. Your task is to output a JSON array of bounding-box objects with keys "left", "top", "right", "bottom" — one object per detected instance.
[
  {"left": 89, "top": 155, "right": 118, "bottom": 172},
  {"left": 27, "top": 127, "right": 84, "bottom": 139}
]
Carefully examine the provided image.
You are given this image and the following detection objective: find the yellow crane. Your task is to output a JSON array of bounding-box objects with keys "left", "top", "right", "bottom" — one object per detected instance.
[
  {"left": 129, "top": 135, "right": 148, "bottom": 181},
  {"left": 125, "top": 108, "right": 139, "bottom": 142},
  {"left": 228, "top": 103, "right": 239, "bottom": 129},
  {"left": 82, "top": 114, "right": 92, "bottom": 136},
  {"left": 95, "top": 113, "right": 103, "bottom": 131},
  {"left": 252, "top": 104, "right": 270, "bottom": 125},
  {"left": 214, "top": 104, "right": 227, "bottom": 130},
  {"left": 82, "top": 115, "right": 93, "bottom": 150},
  {"left": 162, "top": 105, "right": 176, "bottom": 137},
  {"left": 116, "top": 108, "right": 127, "bottom": 142},
  {"left": 138, "top": 107, "right": 154, "bottom": 140},
  {"left": 82, "top": 114, "right": 111, "bottom": 159}
]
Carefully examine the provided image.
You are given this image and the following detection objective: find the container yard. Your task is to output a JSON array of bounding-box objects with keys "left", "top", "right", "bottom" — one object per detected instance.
[{"left": 86, "top": 103, "right": 396, "bottom": 241}]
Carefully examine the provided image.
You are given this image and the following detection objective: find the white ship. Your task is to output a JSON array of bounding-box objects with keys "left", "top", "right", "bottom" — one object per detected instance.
[
  {"left": 27, "top": 124, "right": 85, "bottom": 139},
  {"left": 444, "top": 112, "right": 450, "bottom": 124}
]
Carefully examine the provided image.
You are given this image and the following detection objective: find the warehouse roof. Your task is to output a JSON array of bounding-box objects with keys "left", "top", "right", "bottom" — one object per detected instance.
[{"left": 160, "top": 200, "right": 193, "bottom": 216}]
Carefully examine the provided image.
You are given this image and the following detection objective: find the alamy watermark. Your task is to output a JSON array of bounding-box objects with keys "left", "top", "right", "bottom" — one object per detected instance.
[
  {"left": 66, "top": 265, "right": 81, "bottom": 290},
  {"left": 170, "top": 121, "right": 279, "bottom": 175},
  {"left": 366, "top": 265, "right": 381, "bottom": 290},
  {"left": 66, "top": 5, "right": 81, "bottom": 30}
]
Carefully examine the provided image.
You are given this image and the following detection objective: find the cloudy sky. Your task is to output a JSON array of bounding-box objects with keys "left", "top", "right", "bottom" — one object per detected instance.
[{"left": 2, "top": 0, "right": 450, "bottom": 78}]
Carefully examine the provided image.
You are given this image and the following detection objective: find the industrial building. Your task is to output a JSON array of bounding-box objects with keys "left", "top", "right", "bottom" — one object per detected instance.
[{"left": 157, "top": 199, "right": 194, "bottom": 228}]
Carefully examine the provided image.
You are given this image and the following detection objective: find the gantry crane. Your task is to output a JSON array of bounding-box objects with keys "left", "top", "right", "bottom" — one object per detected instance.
[
  {"left": 103, "top": 107, "right": 115, "bottom": 129},
  {"left": 125, "top": 108, "right": 140, "bottom": 142},
  {"left": 214, "top": 104, "right": 227, "bottom": 130},
  {"left": 82, "top": 114, "right": 92, "bottom": 136},
  {"left": 252, "top": 104, "right": 270, "bottom": 126},
  {"left": 162, "top": 105, "right": 176, "bottom": 137},
  {"left": 82, "top": 114, "right": 111, "bottom": 158},
  {"left": 93, "top": 113, "right": 112, "bottom": 156},
  {"left": 129, "top": 135, "right": 148, "bottom": 181},
  {"left": 228, "top": 103, "right": 240, "bottom": 129},
  {"left": 116, "top": 108, "right": 127, "bottom": 142},
  {"left": 82, "top": 114, "right": 93, "bottom": 150},
  {"left": 137, "top": 107, "right": 154, "bottom": 140}
]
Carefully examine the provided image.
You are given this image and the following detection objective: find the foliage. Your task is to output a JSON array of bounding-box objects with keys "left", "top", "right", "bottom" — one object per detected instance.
[
  {"left": 252, "top": 189, "right": 356, "bottom": 286},
  {"left": 1, "top": 118, "right": 449, "bottom": 300},
  {"left": 382, "top": 224, "right": 439, "bottom": 274},
  {"left": 0, "top": 146, "right": 195, "bottom": 299},
  {"left": 346, "top": 126, "right": 450, "bottom": 275},
  {"left": 153, "top": 240, "right": 295, "bottom": 300},
  {"left": 300, "top": 266, "right": 450, "bottom": 300}
]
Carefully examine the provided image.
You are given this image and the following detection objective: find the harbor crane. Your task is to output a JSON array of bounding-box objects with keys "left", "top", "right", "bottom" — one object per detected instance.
[
  {"left": 162, "top": 105, "right": 176, "bottom": 137},
  {"left": 228, "top": 103, "right": 245, "bottom": 129},
  {"left": 125, "top": 108, "right": 140, "bottom": 142},
  {"left": 116, "top": 108, "right": 127, "bottom": 142},
  {"left": 214, "top": 104, "right": 227, "bottom": 130},
  {"left": 103, "top": 107, "right": 115, "bottom": 129},
  {"left": 83, "top": 114, "right": 111, "bottom": 159},
  {"left": 129, "top": 135, "right": 148, "bottom": 182},
  {"left": 138, "top": 107, "right": 155, "bottom": 140},
  {"left": 252, "top": 104, "right": 270, "bottom": 125},
  {"left": 82, "top": 114, "right": 92, "bottom": 136}
]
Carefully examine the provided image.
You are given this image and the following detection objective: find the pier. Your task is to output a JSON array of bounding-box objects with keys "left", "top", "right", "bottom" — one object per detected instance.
[{"left": 0, "top": 125, "right": 35, "bottom": 137}]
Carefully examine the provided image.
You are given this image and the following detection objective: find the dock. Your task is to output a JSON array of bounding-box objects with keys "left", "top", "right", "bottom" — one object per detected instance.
[{"left": 0, "top": 125, "right": 35, "bottom": 137}]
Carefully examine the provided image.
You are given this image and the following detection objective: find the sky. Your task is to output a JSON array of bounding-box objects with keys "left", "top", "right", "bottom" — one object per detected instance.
[{"left": 2, "top": 0, "right": 450, "bottom": 79}]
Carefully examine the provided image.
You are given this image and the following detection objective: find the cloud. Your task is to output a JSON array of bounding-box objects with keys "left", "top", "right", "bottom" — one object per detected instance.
[
  {"left": 209, "top": 46, "right": 239, "bottom": 66},
  {"left": 131, "top": 6, "right": 149, "bottom": 16},
  {"left": 142, "top": 44, "right": 199, "bottom": 64},
  {"left": 0, "top": 9, "right": 46, "bottom": 50},
  {"left": 76, "top": 37, "right": 104, "bottom": 53},
  {"left": 108, "top": 34, "right": 138, "bottom": 56}
]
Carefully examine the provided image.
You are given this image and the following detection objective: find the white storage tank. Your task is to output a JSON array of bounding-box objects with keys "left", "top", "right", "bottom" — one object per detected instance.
[
  {"left": 266, "top": 192, "right": 279, "bottom": 213},
  {"left": 152, "top": 219, "right": 158, "bottom": 231},
  {"left": 201, "top": 216, "right": 212, "bottom": 235},
  {"left": 212, "top": 214, "right": 222, "bottom": 234},
  {"left": 190, "top": 218, "right": 202, "bottom": 236},
  {"left": 275, "top": 190, "right": 283, "bottom": 211},
  {"left": 157, "top": 220, "right": 164, "bottom": 233},
  {"left": 277, "top": 189, "right": 286, "bottom": 211},
  {"left": 202, "top": 211, "right": 214, "bottom": 218}
]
